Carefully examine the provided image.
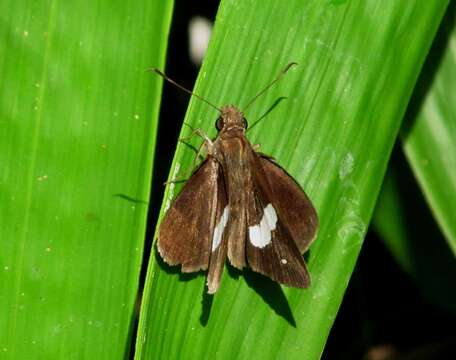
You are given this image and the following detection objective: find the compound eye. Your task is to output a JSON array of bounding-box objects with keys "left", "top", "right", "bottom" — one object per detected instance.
[
  {"left": 216, "top": 117, "right": 224, "bottom": 130},
  {"left": 243, "top": 118, "right": 248, "bottom": 129}
]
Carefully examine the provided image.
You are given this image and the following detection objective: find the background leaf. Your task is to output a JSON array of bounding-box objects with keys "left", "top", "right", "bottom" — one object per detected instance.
[
  {"left": 401, "top": 3, "right": 456, "bottom": 254},
  {"left": 136, "top": 1, "right": 448, "bottom": 359},
  {"left": 372, "top": 4, "right": 456, "bottom": 314},
  {"left": 0, "top": 0, "right": 173, "bottom": 358}
]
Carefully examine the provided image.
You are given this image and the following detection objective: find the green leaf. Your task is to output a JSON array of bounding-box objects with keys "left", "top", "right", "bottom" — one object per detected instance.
[
  {"left": 401, "top": 3, "right": 456, "bottom": 255},
  {"left": 0, "top": 0, "right": 173, "bottom": 358},
  {"left": 136, "top": 1, "right": 448, "bottom": 359}
]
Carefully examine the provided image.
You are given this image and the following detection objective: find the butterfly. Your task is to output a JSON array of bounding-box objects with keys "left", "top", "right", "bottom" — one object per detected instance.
[{"left": 154, "top": 63, "right": 318, "bottom": 293}]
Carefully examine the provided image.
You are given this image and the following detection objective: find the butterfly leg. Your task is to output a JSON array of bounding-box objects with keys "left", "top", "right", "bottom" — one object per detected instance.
[
  {"left": 179, "top": 128, "right": 213, "bottom": 145},
  {"left": 182, "top": 136, "right": 216, "bottom": 178},
  {"left": 164, "top": 132, "right": 215, "bottom": 185},
  {"left": 182, "top": 141, "right": 209, "bottom": 181},
  {"left": 163, "top": 146, "right": 205, "bottom": 185}
]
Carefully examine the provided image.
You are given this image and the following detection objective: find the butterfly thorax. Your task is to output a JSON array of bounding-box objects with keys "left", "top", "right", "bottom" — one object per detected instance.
[{"left": 214, "top": 124, "right": 254, "bottom": 269}]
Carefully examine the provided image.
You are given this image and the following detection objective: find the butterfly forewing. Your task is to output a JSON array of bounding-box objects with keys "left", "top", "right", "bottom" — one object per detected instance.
[{"left": 158, "top": 158, "right": 221, "bottom": 272}]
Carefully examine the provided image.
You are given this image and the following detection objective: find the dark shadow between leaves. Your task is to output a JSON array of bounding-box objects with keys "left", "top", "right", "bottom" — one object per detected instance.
[{"left": 387, "top": 148, "right": 456, "bottom": 313}]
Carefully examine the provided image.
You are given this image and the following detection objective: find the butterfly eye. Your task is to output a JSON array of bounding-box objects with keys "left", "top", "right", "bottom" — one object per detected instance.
[
  {"left": 216, "top": 117, "right": 224, "bottom": 130},
  {"left": 243, "top": 118, "right": 248, "bottom": 129}
]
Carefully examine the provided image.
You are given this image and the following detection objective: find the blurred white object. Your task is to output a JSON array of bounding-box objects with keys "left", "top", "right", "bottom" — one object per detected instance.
[{"left": 188, "top": 16, "right": 212, "bottom": 66}]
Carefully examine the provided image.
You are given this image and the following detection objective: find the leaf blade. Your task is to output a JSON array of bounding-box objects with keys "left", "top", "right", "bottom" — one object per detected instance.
[
  {"left": 136, "top": 1, "right": 448, "bottom": 359},
  {"left": 0, "top": 0, "right": 174, "bottom": 358}
]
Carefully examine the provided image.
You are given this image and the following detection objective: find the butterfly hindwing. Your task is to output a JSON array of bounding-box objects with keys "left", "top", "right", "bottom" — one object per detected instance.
[
  {"left": 246, "top": 218, "right": 311, "bottom": 288},
  {"left": 259, "top": 156, "right": 318, "bottom": 253},
  {"left": 206, "top": 169, "right": 229, "bottom": 293},
  {"left": 245, "top": 153, "right": 314, "bottom": 288},
  {"left": 158, "top": 157, "right": 221, "bottom": 272}
]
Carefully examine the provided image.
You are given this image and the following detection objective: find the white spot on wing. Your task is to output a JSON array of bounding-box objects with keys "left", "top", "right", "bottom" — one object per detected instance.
[
  {"left": 249, "top": 204, "right": 278, "bottom": 248},
  {"left": 263, "top": 204, "right": 277, "bottom": 230},
  {"left": 212, "top": 206, "right": 229, "bottom": 251}
]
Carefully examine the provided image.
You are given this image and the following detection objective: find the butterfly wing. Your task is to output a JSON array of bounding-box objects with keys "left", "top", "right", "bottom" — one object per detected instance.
[
  {"left": 206, "top": 171, "right": 229, "bottom": 294},
  {"left": 245, "top": 154, "right": 318, "bottom": 288},
  {"left": 259, "top": 157, "right": 318, "bottom": 253},
  {"left": 158, "top": 157, "right": 224, "bottom": 273}
]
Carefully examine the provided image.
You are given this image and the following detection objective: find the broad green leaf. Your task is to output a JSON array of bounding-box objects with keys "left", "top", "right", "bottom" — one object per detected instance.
[
  {"left": 0, "top": 0, "right": 173, "bottom": 358},
  {"left": 401, "top": 3, "right": 456, "bottom": 255},
  {"left": 373, "top": 150, "right": 456, "bottom": 313},
  {"left": 136, "top": 1, "right": 448, "bottom": 359}
]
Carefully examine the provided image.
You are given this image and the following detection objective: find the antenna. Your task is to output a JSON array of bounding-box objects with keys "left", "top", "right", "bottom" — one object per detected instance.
[
  {"left": 243, "top": 62, "right": 297, "bottom": 111},
  {"left": 148, "top": 68, "right": 222, "bottom": 112}
]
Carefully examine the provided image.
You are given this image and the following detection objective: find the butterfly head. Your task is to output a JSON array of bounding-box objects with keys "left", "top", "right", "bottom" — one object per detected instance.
[{"left": 216, "top": 105, "right": 248, "bottom": 131}]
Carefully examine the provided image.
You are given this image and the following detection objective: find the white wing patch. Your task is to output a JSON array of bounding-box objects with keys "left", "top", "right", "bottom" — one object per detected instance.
[
  {"left": 249, "top": 204, "right": 278, "bottom": 248},
  {"left": 212, "top": 205, "right": 229, "bottom": 251}
]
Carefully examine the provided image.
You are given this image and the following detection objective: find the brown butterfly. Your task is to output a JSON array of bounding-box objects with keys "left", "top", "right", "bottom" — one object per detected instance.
[{"left": 154, "top": 63, "right": 318, "bottom": 293}]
